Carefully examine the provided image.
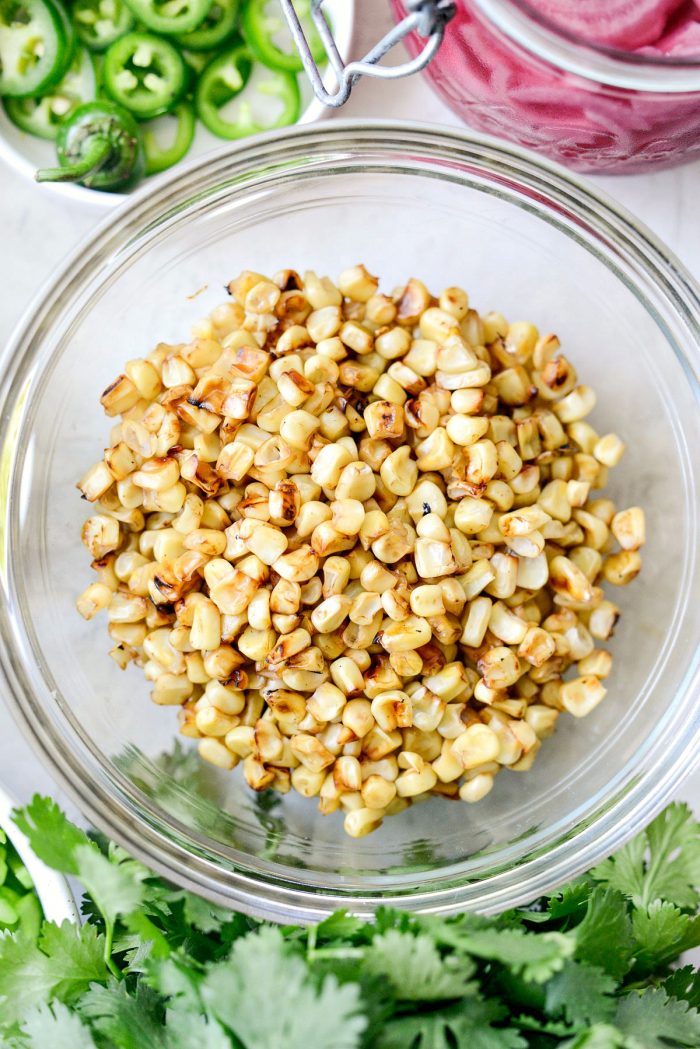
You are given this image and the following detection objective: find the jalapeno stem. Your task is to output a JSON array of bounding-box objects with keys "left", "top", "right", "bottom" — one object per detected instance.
[{"left": 35, "top": 135, "right": 112, "bottom": 183}]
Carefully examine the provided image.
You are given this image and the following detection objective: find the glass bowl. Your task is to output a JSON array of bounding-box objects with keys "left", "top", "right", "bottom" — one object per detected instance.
[
  {"left": 391, "top": 0, "right": 700, "bottom": 174},
  {"left": 0, "top": 121, "right": 699, "bottom": 922}
]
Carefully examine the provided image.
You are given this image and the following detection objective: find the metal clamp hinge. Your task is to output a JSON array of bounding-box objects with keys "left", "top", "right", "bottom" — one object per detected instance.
[{"left": 280, "top": 0, "right": 456, "bottom": 108}]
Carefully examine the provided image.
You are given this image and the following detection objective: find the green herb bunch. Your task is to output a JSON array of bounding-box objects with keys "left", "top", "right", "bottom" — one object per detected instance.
[{"left": 1, "top": 797, "right": 699, "bottom": 1048}]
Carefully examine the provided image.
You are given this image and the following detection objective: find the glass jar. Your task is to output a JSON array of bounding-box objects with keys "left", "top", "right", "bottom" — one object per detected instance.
[
  {"left": 392, "top": 0, "right": 700, "bottom": 173},
  {"left": 0, "top": 123, "right": 699, "bottom": 921}
]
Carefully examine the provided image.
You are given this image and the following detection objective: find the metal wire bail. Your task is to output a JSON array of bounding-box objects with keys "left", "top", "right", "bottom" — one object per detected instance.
[{"left": 280, "top": 0, "right": 456, "bottom": 108}]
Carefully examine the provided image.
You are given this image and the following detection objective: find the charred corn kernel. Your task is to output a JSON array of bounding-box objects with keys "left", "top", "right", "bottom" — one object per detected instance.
[
  {"left": 410, "top": 584, "right": 445, "bottom": 618},
  {"left": 198, "top": 738, "right": 237, "bottom": 769},
  {"left": 311, "top": 595, "right": 352, "bottom": 634},
  {"left": 341, "top": 698, "right": 373, "bottom": 738},
  {"left": 451, "top": 724, "right": 500, "bottom": 769},
  {"left": 279, "top": 410, "right": 320, "bottom": 451},
  {"left": 274, "top": 545, "right": 319, "bottom": 582},
  {"left": 380, "top": 615, "right": 431, "bottom": 652},
  {"left": 603, "top": 550, "right": 642, "bottom": 585},
  {"left": 370, "top": 690, "right": 412, "bottom": 732},
  {"left": 578, "top": 649, "right": 612, "bottom": 678},
  {"left": 361, "top": 775, "right": 397, "bottom": 810},
  {"left": 330, "top": 498, "right": 365, "bottom": 536},
  {"left": 338, "top": 264, "right": 379, "bottom": 302},
  {"left": 553, "top": 384, "right": 596, "bottom": 423},
  {"left": 344, "top": 807, "right": 384, "bottom": 837},
  {"left": 335, "top": 460, "right": 376, "bottom": 501},
  {"left": 561, "top": 676, "right": 606, "bottom": 717},
  {"left": 76, "top": 582, "right": 112, "bottom": 620},
  {"left": 499, "top": 505, "right": 550, "bottom": 537},
  {"left": 487, "top": 602, "right": 528, "bottom": 645},
  {"left": 380, "top": 446, "right": 418, "bottom": 497},
  {"left": 459, "top": 774, "right": 494, "bottom": 803},
  {"left": 395, "top": 762, "right": 437, "bottom": 798},
  {"left": 415, "top": 428, "right": 454, "bottom": 471},
  {"left": 611, "top": 507, "right": 645, "bottom": 551},
  {"left": 453, "top": 497, "right": 492, "bottom": 535},
  {"left": 593, "top": 432, "right": 625, "bottom": 467},
  {"left": 290, "top": 733, "right": 335, "bottom": 772},
  {"left": 330, "top": 656, "right": 365, "bottom": 695},
  {"left": 350, "top": 591, "right": 382, "bottom": 625}
]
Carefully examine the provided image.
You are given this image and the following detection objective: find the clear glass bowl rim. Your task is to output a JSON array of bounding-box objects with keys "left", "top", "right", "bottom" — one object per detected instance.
[
  {"left": 473, "top": 0, "right": 700, "bottom": 92},
  {"left": 1, "top": 120, "right": 699, "bottom": 921}
]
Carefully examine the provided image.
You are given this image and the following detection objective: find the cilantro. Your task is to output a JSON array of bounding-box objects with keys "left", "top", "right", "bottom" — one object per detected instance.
[
  {"left": 663, "top": 966, "right": 700, "bottom": 1010},
  {"left": 73, "top": 845, "right": 145, "bottom": 928},
  {"left": 631, "top": 899, "right": 700, "bottom": 975},
  {"left": 573, "top": 888, "right": 635, "bottom": 980},
  {"left": 19, "top": 1002, "right": 97, "bottom": 1049},
  {"left": 544, "top": 960, "right": 617, "bottom": 1028},
  {"left": 592, "top": 803, "right": 700, "bottom": 910},
  {"left": 615, "top": 988, "right": 700, "bottom": 1048},
  {"left": 376, "top": 998, "right": 527, "bottom": 1049},
  {"left": 435, "top": 923, "right": 575, "bottom": 982},
  {"left": 559, "top": 1024, "right": 628, "bottom": 1049},
  {"left": 12, "top": 797, "right": 93, "bottom": 876},
  {"left": 364, "top": 930, "right": 476, "bottom": 1000},
  {"left": 2, "top": 798, "right": 700, "bottom": 1049},
  {"left": 201, "top": 927, "right": 367, "bottom": 1049},
  {"left": 0, "top": 921, "right": 107, "bottom": 1027},
  {"left": 78, "top": 981, "right": 166, "bottom": 1049}
]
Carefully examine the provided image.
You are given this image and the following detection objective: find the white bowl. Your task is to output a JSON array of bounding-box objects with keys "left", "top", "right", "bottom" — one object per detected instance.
[
  {"left": 0, "top": 0, "right": 354, "bottom": 208},
  {"left": 0, "top": 785, "right": 78, "bottom": 925}
]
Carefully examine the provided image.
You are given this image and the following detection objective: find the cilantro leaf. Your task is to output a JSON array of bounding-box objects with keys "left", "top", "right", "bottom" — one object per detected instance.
[
  {"left": 164, "top": 1005, "right": 232, "bottom": 1049},
  {"left": 73, "top": 844, "right": 145, "bottom": 928},
  {"left": 12, "top": 798, "right": 92, "bottom": 876},
  {"left": 573, "top": 888, "right": 635, "bottom": 980},
  {"left": 315, "top": 910, "right": 367, "bottom": 943},
  {"left": 19, "top": 1002, "right": 97, "bottom": 1049},
  {"left": 547, "top": 880, "right": 595, "bottom": 924},
  {"left": 434, "top": 923, "right": 574, "bottom": 983},
  {"left": 0, "top": 921, "right": 107, "bottom": 1027},
  {"left": 377, "top": 998, "right": 527, "bottom": 1049},
  {"left": 181, "top": 893, "right": 233, "bottom": 935},
  {"left": 663, "top": 966, "right": 700, "bottom": 1010},
  {"left": 631, "top": 900, "right": 700, "bottom": 975},
  {"left": 12, "top": 799, "right": 145, "bottom": 931},
  {"left": 78, "top": 981, "right": 166, "bottom": 1049},
  {"left": 544, "top": 960, "right": 617, "bottom": 1028},
  {"left": 615, "top": 988, "right": 700, "bottom": 1048},
  {"left": 592, "top": 804, "right": 700, "bottom": 909},
  {"left": 559, "top": 1024, "right": 629, "bottom": 1049},
  {"left": 364, "top": 930, "right": 476, "bottom": 1000},
  {"left": 201, "top": 926, "right": 366, "bottom": 1049}
]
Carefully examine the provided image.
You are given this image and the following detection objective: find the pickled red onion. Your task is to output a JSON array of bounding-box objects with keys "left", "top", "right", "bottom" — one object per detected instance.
[{"left": 525, "top": 0, "right": 685, "bottom": 48}]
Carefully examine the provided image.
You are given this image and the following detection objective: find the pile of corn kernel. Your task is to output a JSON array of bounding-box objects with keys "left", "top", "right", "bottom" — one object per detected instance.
[{"left": 77, "top": 266, "right": 645, "bottom": 838}]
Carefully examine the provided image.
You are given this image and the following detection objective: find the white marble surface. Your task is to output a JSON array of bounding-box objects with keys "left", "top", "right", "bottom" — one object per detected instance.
[{"left": 0, "top": 1, "right": 698, "bottom": 818}]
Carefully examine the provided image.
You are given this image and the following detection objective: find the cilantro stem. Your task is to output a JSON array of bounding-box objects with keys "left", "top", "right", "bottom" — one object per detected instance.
[
  {"left": 103, "top": 920, "right": 122, "bottom": 981},
  {"left": 306, "top": 946, "right": 365, "bottom": 962}
]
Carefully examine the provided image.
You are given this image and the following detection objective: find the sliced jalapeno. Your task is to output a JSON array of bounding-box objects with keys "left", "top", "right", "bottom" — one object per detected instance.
[
  {"left": 103, "top": 31, "right": 188, "bottom": 118},
  {"left": 0, "top": 0, "right": 71, "bottom": 97},
  {"left": 241, "top": 0, "right": 325, "bottom": 73},
  {"left": 195, "top": 41, "right": 299, "bottom": 140},
  {"left": 142, "top": 98, "right": 194, "bottom": 174},
  {"left": 123, "top": 0, "right": 212, "bottom": 35},
  {"left": 4, "top": 44, "right": 96, "bottom": 138},
  {"left": 175, "top": 0, "right": 238, "bottom": 52},
  {"left": 72, "top": 0, "right": 135, "bottom": 52}
]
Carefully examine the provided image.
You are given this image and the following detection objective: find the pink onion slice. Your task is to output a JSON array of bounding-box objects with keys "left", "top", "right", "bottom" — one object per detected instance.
[
  {"left": 636, "top": 17, "right": 700, "bottom": 54},
  {"left": 525, "top": 0, "right": 686, "bottom": 49}
]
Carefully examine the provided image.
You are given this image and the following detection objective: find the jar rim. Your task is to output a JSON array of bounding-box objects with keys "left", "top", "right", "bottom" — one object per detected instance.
[{"left": 474, "top": 0, "right": 700, "bottom": 92}]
